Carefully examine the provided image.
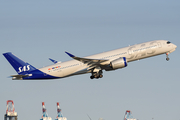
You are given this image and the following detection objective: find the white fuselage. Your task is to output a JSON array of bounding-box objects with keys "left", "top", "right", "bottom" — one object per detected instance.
[{"left": 39, "top": 40, "right": 177, "bottom": 78}]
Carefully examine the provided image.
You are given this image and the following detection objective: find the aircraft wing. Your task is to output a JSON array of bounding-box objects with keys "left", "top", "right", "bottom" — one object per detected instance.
[{"left": 65, "top": 52, "right": 109, "bottom": 69}]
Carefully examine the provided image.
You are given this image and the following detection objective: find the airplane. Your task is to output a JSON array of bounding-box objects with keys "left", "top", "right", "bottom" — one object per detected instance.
[{"left": 3, "top": 40, "right": 177, "bottom": 80}]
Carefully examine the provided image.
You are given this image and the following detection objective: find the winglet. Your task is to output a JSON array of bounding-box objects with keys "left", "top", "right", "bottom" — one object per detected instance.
[{"left": 65, "top": 51, "right": 75, "bottom": 58}]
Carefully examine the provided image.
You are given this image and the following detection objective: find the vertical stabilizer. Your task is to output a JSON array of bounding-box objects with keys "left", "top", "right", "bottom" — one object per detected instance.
[{"left": 3, "top": 52, "right": 36, "bottom": 75}]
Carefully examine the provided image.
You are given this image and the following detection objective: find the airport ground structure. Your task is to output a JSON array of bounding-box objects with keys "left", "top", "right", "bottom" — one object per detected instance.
[
  {"left": 124, "top": 110, "right": 137, "bottom": 120},
  {"left": 4, "top": 100, "right": 18, "bottom": 120}
]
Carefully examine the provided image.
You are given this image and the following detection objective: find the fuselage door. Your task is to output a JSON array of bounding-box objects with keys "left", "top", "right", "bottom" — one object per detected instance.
[
  {"left": 157, "top": 42, "right": 162, "bottom": 48},
  {"left": 128, "top": 49, "right": 132, "bottom": 55}
]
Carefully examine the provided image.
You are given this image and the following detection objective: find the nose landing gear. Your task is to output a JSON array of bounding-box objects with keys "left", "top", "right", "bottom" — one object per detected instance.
[{"left": 166, "top": 53, "right": 170, "bottom": 61}]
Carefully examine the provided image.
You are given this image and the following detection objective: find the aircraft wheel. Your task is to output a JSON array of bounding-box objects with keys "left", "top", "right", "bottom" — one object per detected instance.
[
  {"left": 99, "top": 74, "right": 103, "bottom": 78},
  {"left": 90, "top": 76, "right": 94, "bottom": 79},
  {"left": 166, "top": 57, "right": 170, "bottom": 61},
  {"left": 96, "top": 76, "right": 99, "bottom": 79},
  {"left": 94, "top": 75, "right": 98, "bottom": 78}
]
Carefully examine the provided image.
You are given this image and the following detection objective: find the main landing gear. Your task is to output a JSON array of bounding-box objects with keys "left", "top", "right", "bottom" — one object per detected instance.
[
  {"left": 90, "top": 70, "right": 103, "bottom": 79},
  {"left": 166, "top": 53, "right": 170, "bottom": 61}
]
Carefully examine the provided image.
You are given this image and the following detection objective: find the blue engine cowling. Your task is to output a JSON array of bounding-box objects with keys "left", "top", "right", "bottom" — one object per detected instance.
[{"left": 105, "top": 57, "right": 128, "bottom": 71}]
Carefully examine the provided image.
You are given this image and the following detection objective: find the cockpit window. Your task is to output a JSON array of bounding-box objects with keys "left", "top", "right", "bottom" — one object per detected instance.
[{"left": 167, "top": 41, "right": 171, "bottom": 44}]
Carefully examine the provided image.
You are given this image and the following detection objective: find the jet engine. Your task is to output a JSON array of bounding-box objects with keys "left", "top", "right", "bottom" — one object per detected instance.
[{"left": 105, "top": 57, "right": 128, "bottom": 71}]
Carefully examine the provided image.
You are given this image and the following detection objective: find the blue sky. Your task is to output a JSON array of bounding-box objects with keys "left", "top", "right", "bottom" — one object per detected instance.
[{"left": 0, "top": 0, "right": 180, "bottom": 120}]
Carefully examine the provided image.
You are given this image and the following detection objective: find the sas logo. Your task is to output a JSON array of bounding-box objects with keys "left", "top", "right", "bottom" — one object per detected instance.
[{"left": 18, "top": 65, "right": 30, "bottom": 73}]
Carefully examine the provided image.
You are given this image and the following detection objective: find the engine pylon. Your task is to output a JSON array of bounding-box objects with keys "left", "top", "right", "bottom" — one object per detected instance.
[
  {"left": 4, "top": 100, "right": 18, "bottom": 120},
  {"left": 55, "top": 102, "right": 67, "bottom": 120},
  {"left": 124, "top": 110, "right": 137, "bottom": 120},
  {"left": 40, "top": 102, "right": 52, "bottom": 120}
]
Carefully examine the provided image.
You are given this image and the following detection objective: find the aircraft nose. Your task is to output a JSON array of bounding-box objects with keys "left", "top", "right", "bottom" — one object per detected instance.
[{"left": 174, "top": 44, "right": 177, "bottom": 49}]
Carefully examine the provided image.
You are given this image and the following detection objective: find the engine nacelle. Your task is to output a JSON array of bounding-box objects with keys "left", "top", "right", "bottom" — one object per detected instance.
[{"left": 105, "top": 57, "right": 128, "bottom": 71}]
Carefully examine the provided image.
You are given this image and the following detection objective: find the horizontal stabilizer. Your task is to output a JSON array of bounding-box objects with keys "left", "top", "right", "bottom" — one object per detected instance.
[{"left": 10, "top": 74, "right": 30, "bottom": 80}]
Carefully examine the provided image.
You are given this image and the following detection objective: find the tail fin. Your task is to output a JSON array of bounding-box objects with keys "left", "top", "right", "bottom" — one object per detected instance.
[{"left": 3, "top": 52, "right": 36, "bottom": 75}]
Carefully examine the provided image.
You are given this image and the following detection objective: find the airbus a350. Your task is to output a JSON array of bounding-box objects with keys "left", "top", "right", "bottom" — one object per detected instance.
[{"left": 3, "top": 40, "right": 177, "bottom": 80}]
